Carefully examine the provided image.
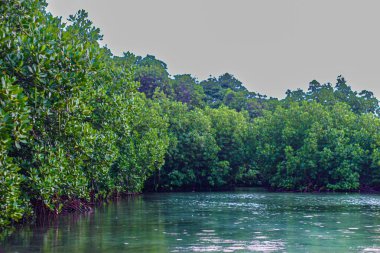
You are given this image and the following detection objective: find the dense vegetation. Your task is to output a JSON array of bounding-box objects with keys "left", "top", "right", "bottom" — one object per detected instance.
[
  {"left": 1, "top": 0, "right": 380, "bottom": 231},
  {"left": 0, "top": 0, "right": 168, "bottom": 229}
]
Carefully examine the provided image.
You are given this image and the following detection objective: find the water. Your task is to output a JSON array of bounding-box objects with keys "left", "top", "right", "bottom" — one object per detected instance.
[{"left": 2, "top": 190, "right": 380, "bottom": 252}]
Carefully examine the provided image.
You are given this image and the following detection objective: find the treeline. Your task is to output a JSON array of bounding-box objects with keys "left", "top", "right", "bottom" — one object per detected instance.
[
  {"left": 1, "top": 1, "right": 169, "bottom": 228},
  {"left": 123, "top": 52, "right": 380, "bottom": 192},
  {"left": 1, "top": 0, "right": 380, "bottom": 231}
]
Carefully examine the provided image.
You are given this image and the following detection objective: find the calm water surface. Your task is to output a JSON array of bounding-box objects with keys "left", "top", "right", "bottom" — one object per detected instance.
[{"left": 2, "top": 190, "right": 380, "bottom": 252}]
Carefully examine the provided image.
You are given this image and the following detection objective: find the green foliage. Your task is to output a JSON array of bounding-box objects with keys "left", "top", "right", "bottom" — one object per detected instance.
[
  {"left": 254, "top": 102, "right": 380, "bottom": 191},
  {"left": 146, "top": 98, "right": 256, "bottom": 191},
  {"left": 204, "top": 106, "right": 253, "bottom": 186},
  {"left": 0, "top": 0, "right": 168, "bottom": 229},
  {"left": 150, "top": 99, "right": 222, "bottom": 190},
  {"left": 118, "top": 56, "right": 280, "bottom": 118},
  {"left": 117, "top": 53, "right": 171, "bottom": 98},
  {"left": 285, "top": 76, "right": 379, "bottom": 114},
  {"left": 0, "top": 75, "right": 31, "bottom": 227},
  {"left": 111, "top": 94, "right": 169, "bottom": 193},
  {"left": 171, "top": 74, "right": 206, "bottom": 108},
  {"left": 200, "top": 73, "right": 279, "bottom": 117}
]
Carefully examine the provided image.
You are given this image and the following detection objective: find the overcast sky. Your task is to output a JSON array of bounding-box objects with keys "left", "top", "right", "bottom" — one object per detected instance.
[{"left": 47, "top": 0, "right": 380, "bottom": 98}]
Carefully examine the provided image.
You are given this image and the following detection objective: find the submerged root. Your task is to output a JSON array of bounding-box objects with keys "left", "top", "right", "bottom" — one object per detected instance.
[
  {"left": 61, "top": 199, "right": 93, "bottom": 214},
  {"left": 32, "top": 197, "right": 93, "bottom": 220},
  {"left": 31, "top": 192, "right": 140, "bottom": 224}
]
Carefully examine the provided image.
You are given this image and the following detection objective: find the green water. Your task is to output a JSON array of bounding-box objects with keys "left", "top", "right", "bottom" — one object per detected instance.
[{"left": 2, "top": 191, "right": 380, "bottom": 252}]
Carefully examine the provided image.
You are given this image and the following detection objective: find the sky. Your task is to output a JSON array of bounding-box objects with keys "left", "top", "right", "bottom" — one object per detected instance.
[{"left": 47, "top": 0, "right": 380, "bottom": 98}]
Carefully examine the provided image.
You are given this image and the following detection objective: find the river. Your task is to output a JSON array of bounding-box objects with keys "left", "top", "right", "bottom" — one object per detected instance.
[{"left": 2, "top": 190, "right": 380, "bottom": 252}]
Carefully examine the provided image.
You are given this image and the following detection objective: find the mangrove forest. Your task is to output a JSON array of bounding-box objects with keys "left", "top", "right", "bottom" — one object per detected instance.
[{"left": 1, "top": 0, "right": 380, "bottom": 238}]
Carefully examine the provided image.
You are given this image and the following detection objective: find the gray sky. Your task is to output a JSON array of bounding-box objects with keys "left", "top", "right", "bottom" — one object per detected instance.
[{"left": 47, "top": 0, "right": 380, "bottom": 98}]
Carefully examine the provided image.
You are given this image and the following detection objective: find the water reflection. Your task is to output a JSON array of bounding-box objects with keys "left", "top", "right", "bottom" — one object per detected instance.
[{"left": 2, "top": 191, "right": 380, "bottom": 252}]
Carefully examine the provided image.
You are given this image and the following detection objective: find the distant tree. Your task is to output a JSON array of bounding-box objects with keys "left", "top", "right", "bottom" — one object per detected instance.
[
  {"left": 171, "top": 74, "right": 205, "bottom": 108},
  {"left": 284, "top": 76, "right": 379, "bottom": 114},
  {"left": 116, "top": 53, "right": 172, "bottom": 98}
]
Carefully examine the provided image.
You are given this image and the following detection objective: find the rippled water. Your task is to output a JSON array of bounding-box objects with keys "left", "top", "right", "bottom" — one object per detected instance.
[{"left": 2, "top": 190, "right": 380, "bottom": 252}]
